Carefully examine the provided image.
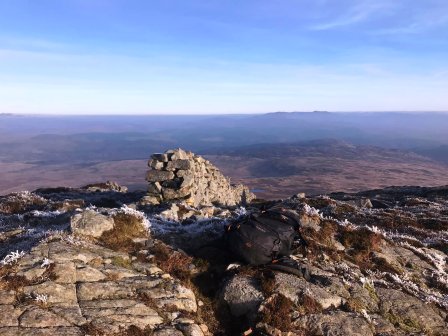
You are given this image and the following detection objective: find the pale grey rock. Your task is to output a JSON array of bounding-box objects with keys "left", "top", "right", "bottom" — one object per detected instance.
[
  {"left": 148, "top": 182, "right": 163, "bottom": 194},
  {"left": 75, "top": 265, "right": 106, "bottom": 282},
  {"left": 377, "top": 288, "right": 446, "bottom": 334},
  {"left": 0, "top": 305, "right": 23, "bottom": 327},
  {"left": 171, "top": 148, "right": 188, "bottom": 160},
  {"left": 19, "top": 306, "right": 72, "bottom": 328},
  {"left": 275, "top": 273, "right": 344, "bottom": 310},
  {"left": 17, "top": 266, "right": 47, "bottom": 282},
  {"left": 0, "top": 327, "right": 83, "bottom": 336},
  {"left": 0, "top": 291, "right": 16, "bottom": 305},
  {"left": 70, "top": 210, "right": 114, "bottom": 238},
  {"left": 167, "top": 159, "right": 192, "bottom": 170},
  {"left": 76, "top": 281, "right": 136, "bottom": 301},
  {"left": 149, "top": 159, "right": 165, "bottom": 169},
  {"left": 53, "top": 262, "right": 76, "bottom": 284},
  {"left": 144, "top": 148, "right": 255, "bottom": 207},
  {"left": 23, "top": 282, "right": 78, "bottom": 305},
  {"left": 151, "top": 153, "right": 170, "bottom": 162},
  {"left": 293, "top": 312, "right": 374, "bottom": 336},
  {"left": 176, "top": 323, "right": 205, "bottom": 336},
  {"left": 162, "top": 187, "right": 191, "bottom": 200},
  {"left": 154, "top": 327, "right": 184, "bottom": 336},
  {"left": 220, "top": 275, "right": 264, "bottom": 318},
  {"left": 146, "top": 170, "right": 175, "bottom": 182},
  {"left": 49, "top": 306, "right": 86, "bottom": 326}
]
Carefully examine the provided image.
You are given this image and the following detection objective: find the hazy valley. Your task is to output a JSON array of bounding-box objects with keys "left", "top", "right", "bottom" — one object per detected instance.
[{"left": 1, "top": 113, "right": 447, "bottom": 198}]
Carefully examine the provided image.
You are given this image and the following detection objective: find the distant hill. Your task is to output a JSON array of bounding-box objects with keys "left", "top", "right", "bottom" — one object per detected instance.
[
  {"left": 1, "top": 113, "right": 448, "bottom": 196},
  {"left": 205, "top": 140, "right": 448, "bottom": 199}
]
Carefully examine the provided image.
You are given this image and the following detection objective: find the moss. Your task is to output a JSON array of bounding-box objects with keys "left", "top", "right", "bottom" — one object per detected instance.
[
  {"left": 384, "top": 311, "right": 422, "bottom": 333},
  {"left": 364, "top": 283, "right": 379, "bottom": 304},
  {"left": 111, "top": 256, "right": 132, "bottom": 269}
]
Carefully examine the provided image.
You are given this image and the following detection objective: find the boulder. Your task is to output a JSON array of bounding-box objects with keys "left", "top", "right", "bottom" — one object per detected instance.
[
  {"left": 70, "top": 210, "right": 114, "bottom": 238},
  {"left": 219, "top": 275, "right": 264, "bottom": 319}
]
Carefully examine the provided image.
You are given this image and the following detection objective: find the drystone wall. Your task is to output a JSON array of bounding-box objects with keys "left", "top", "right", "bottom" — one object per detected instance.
[{"left": 144, "top": 148, "right": 255, "bottom": 207}]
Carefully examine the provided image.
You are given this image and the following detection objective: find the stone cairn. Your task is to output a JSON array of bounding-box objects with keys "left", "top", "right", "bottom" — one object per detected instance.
[{"left": 144, "top": 148, "right": 255, "bottom": 207}]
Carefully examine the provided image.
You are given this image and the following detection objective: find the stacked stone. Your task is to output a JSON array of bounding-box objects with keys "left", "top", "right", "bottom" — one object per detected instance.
[{"left": 145, "top": 148, "right": 255, "bottom": 207}]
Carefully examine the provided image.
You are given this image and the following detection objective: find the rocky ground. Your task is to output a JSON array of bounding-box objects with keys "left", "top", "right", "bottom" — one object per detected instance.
[{"left": 0, "top": 179, "right": 447, "bottom": 335}]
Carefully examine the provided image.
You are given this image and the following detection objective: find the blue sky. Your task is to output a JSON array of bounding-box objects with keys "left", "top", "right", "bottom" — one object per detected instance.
[{"left": 0, "top": 0, "right": 447, "bottom": 114}]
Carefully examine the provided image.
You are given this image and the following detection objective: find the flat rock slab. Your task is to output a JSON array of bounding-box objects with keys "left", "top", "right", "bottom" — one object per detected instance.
[
  {"left": 0, "top": 239, "right": 199, "bottom": 334},
  {"left": 19, "top": 306, "right": 72, "bottom": 328},
  {"left": 377, "top": 288, "right": 447, "bottom": 334},
  {"left": 0, "top": 327, "right": 83, "bottom": 336},
  {"left": 294, "top": 311, "right": 374, "bottom": 336},
  {"left": 0, "top": 305, "right": 23, "bottom": 327},
  {"left": 275, "top": 273, "right": 345, "bottom": 310}
]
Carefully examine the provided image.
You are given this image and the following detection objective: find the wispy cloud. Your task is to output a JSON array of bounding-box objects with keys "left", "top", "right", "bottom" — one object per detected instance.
[
  {"left": 374, "top": 12, "right": 448, "bottom": 35},
  {"left": 309, "top": 1, "right": 392, "bottom": 30}
]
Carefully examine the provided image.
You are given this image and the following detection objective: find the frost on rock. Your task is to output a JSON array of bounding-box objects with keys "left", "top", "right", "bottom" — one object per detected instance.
[
  {"left": 1, "top": 250, "right": 26, "bottom": 265},
  {"left": 108, "top": 205, "right": 151, "bottom": 232},
  {"left": 40, "top": 258, "right": 53, "bottom": 268},
  {"left": 303, "top": 203, "right": 321, "bottom": 217}
]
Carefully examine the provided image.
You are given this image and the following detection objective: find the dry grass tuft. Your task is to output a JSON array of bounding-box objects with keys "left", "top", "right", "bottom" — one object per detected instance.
[
  {"left": 259, "top": 294, "right": 294, "bottom": 331},
  {"left": 339, "top": 227, "right": 382, "bottom": 268},
  {"left": 297, "top": 293, "right": 322, "bottom": 315},
  {"left": 150, "top": 242, "right": 193, "bottom": 283},
  {"left": 100, "top": 213, "right": 147, "bottom": 252}
]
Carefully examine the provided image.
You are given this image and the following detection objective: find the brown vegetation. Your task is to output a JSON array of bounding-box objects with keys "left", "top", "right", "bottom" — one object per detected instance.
[
  {"left": 149, "top": 242, "right": 193, "bottom": 282},
  {"left": 339, "top": 227, "right": 382, "bottom": 267},
  {"left": 259, "top": 294, "right": 294, "bottom": 331},
  {"left": 100, "top": 212, "right": 147, "bottom": 252}
]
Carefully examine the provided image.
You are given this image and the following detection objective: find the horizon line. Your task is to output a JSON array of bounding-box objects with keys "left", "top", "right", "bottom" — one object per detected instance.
[{"left": 2, "top": 110, "right": 448, "bottom": 117}]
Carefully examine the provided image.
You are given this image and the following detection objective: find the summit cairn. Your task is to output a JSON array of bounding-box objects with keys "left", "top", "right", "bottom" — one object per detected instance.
[{"left": 144, "top": 148, "right": 255, "bottom": 207}]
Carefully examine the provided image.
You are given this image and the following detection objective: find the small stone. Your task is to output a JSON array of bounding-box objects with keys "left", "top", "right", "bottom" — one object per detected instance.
[
  {"left": 148, "top": 159, "right": 165, "bottom": 169},
  {"left": 151, "top": 153, "right": 170, "bottom": 162},
  {"left": 146, "top": 170, "right": 175, "bottom": 182},
  {"left": 166, "top": 160, "right": 192, "bottom": 170},
  {"left": 171, "top": 148, "right": 188, "bottom": 160},
  {"left": 162, "top": 187, "right": 191, "bottom": 200},
  {"left": 148, "top": 182, "right": 162, "bottom": 194}
]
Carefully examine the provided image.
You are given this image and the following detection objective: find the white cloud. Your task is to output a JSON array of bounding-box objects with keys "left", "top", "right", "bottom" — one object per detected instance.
[{"left": 309, "top": 1, "right": 393, "bottom": 30}]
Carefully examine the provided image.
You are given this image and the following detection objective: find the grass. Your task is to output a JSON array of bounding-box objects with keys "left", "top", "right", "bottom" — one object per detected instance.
[
  {"left": 344, "top": 297, "right": 366, "bottom": 313},
  {"left": 339, "top": 227, "right": 382, "bottom": 268},
  {"left": 100, "top": 212, "right": 147, "bottom": 252},
  {"left": 258, "top": 294, "right": 294, "bottom": 332},
  {"left": 149, "top": 242, "right": 193, "bottom": 283}
]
